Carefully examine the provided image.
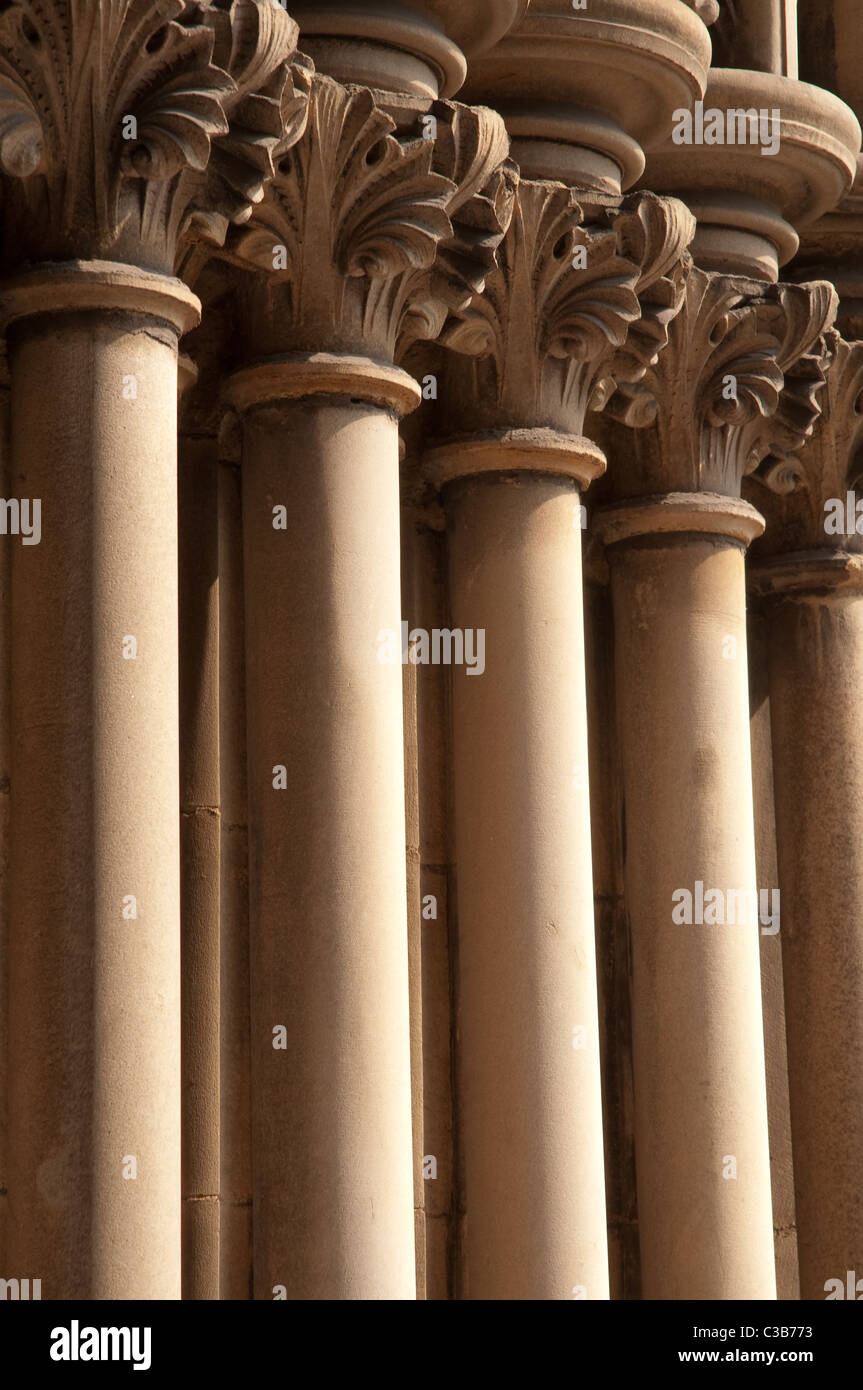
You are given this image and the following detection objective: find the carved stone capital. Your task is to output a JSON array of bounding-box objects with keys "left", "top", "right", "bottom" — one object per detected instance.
[
  {"left": 435, "top": 182, "right": 694, "bottom": 439},
  {"left": 746, "top": 333, "right": 863, "bottom": 565},
  {"left": 0, "top": 0, "right": 306, "bottom": 275},
  {"left": 225, "top": 73, "right": 513, "bottom": 363},
  {"left": 601, "top": 264, "right": 837, "bottom": 497}
]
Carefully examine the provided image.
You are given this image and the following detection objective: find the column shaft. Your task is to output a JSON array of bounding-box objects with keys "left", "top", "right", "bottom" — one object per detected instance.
[
  {"left": 446, "top": 469, "right": 609, "bottom": 1300},
  {"left": 766, "top": 581, "right": 863, "bottom": 1298},
  {"left": 238, "top": 392, "right": 415, "bottom": 1300},
  {"left": 178, "top": 434, "right": 221, "bottom": 1299},
  {"left": 6, "top": 271, "right": 193, "bottom": 1298},
  {"left": 217, "top": 452, "right": 253, "bottom": 1300},
  {"left": 606, "top": 511, "right": 776, "bottom": 1299},
  {"left": 0, "top": 368, "right": 9, "bottom": 1273}
]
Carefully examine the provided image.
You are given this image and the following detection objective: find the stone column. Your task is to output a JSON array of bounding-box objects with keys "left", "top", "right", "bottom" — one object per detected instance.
[
  {"left": 216, "top": 411, "right": 254, "bottom": 1301},
  {"left": 400, "top": 393, "right": 457, "bottom": 1301},
  {"left": 424, "top": 182, "right": 692, "bottom": 1299},
  {"left": 0, "top": 0, "right": 300, "bottom": 1298},
  {"left": 0, "top": 351, "right": 10, "bottom": 1274},
  {"left": 224, "top": 73, "right": 511, "bottom": 1298},
  {"left": 748, "top": 335, "right": 863, "bottom": 1300},
  {"left": 228, "top": 366, "right": 418, "bottom": 1301},
  {"left": 4, "top": 263, "right": 196, "bottom": 1299},
  {"left": 437, "top": 445, "right": 608, "bottom": 1301},
  {"left": 602, "top": 493, "right": 774, "bottom": 1300},
  {"left": 596, "top": 265, "right": 837, "bottom": 1299},
  {"left": 710, "top": 0, "right": 796, "bottom": 75},
  {"left": 178, "top": 366, "right": 221, "bottom": 1301}
]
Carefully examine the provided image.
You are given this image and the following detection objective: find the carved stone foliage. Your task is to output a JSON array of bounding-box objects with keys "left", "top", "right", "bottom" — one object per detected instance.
[
  {"left": 225, "top": 72, "right": 513, "bottom": 363},
  {"left": 0, "top": 0, "right": 305, "bottom": 274},
  {"left": 746, "top": 333, "right": 863, "bottom": 556},
  {"left": 436, "top": 181, "right": 694, "bottom": 437},
  {"left": 601, "top": 263, "right": 838, "bottom": 497}
]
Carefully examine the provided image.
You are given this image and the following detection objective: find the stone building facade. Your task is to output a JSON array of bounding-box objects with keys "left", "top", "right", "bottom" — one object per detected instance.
[{"left": 0, "top": 0, "right": 860, "bottom": 1301}]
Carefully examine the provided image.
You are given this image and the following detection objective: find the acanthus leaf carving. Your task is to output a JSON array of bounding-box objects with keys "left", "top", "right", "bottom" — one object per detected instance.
[
  {"left": 423, "top": 98, "right": 516, "bottom": 329},
  {"left": 745, "top": 333, "right": 863, "bottom": 556},
  {"left": 602, "top": 264, "right": 838, "bottom": 497},
  {"left": 589, "top": 191, "right": 695, "bottom": 415},
  {"left": 0, "top": 0, "right": 304, "bottom": 275},
  {"left": 227, "top": 74, "right": 516, "bottom": 364},
  {"left": 439, "top": 180, "right": 695, "bottom": 439}
]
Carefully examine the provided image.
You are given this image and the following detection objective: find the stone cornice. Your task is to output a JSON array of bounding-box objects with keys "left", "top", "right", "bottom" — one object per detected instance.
[
  {"left": 791, "top": 158, "right": 863, "bottom": 338},
  {"left": 460, "top": 0, "right": 712, "bottom": 197},
  {"left": 0, "top": 0, "right": 307, "bottom": 276},
  {"left": 643, "top": 67, "right": 861, "bottom": 280},
  {"left": 288, "top": 1, "right": 528, "bottom": 100},
  {"left": 433, "top": 182, "right": 694, "bottom": 438},
  {"left": 223, "top": 73, "right": 514, "bottom": 363},
  {"left": 600, "top": 264, "right": 837, "bottom": 497}
]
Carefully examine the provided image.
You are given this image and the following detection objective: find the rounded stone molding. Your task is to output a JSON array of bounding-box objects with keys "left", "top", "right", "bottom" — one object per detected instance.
[
  {"left": 0, "top": 260, "right": 202, "bottom": 337},
  {"left": 177, "top": 353, "right": 200, "bottom": 403},
  {"left": 289, "top": 0, "right": 528, "bottom": 98},
  {"left": 224, "top": 352, "right": 422, "bottom": 418},
  {"left": 424, "top": 427, "right": 607, "bottom": 490},
  {"left": 643, "top": 68, "right": 862, "bottom": 281},
  {"left": 596, "top": 490, "right": 766, "bottom": 547},
  {"left": 749, "top": 549, "right": 863, "bottom": 598},
  {"left": 460, "top": 0, "right": 712, "bottom": 197}
]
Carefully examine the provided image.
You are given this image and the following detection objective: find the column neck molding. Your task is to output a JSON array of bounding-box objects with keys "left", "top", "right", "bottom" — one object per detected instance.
[
  {"left": 224, "top": 352, "right": 421, "bottom": 417},
  {"left": 749, "top": 550, "right": 863, "bottom": 598},
  {"left": 596, "top": 490, "right": 765, "bottom": 548},
  {"left": 0, "top": 259, "right": 201, "bottom": 336},
  {"left": 0, "top": 0, "right": 307, "bottom": 276},
  {"left": 424, "top": 426, "right": 605, "bottom": 491}
]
